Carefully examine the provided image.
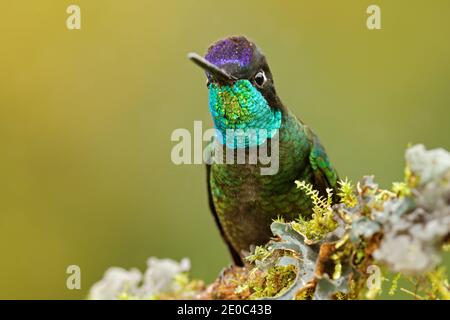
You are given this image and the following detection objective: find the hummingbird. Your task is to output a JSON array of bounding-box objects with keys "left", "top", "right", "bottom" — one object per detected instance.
[{"left": 188, "top": 36, "right": 339, "bottom": 266}]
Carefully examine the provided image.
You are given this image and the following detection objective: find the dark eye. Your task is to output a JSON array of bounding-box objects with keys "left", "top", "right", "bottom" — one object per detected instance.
[{"left": 254, "top": 71, "right": 266, "bottom": 87}]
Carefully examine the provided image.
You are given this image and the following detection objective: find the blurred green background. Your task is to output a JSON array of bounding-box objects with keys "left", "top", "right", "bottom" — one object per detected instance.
[{"left": 0, "top": 1, "right": 449, "bottom": 299}]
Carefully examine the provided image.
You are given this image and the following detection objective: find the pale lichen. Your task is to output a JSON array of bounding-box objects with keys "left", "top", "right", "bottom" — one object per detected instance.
[
  {"left": 89, "top": 257, "right": 203, "bottom": 300},
  {"left": 373, "top": 145, "right": 450, "bottom": 275}
]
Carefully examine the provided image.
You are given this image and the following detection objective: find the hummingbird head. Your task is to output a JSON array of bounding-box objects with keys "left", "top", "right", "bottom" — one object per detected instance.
[{"left": 189, "top": 36, "right": 283, "bottom": 148}]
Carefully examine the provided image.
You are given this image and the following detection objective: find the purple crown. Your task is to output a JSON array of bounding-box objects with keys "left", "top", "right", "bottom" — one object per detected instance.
[{"left": 205, "top": 36, "right": 254, "bottom": 68}]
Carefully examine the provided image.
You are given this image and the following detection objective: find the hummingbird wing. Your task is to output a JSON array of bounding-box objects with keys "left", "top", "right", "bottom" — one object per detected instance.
[
  {"left": 305, "top": 126, "right": 339, "bottom": 198},
  {"left": 206, "top": 163, "right": 244, "bottom": 266}
]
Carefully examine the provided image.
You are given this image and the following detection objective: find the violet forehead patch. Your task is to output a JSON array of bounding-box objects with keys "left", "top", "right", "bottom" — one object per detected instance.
[{"left": 205, "top": 37, "right": 254, "bottom": 68}]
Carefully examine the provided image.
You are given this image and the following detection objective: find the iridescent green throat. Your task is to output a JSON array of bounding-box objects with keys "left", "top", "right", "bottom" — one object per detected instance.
[{"left": 208, "top": 80, "right": 282, "bottom": 149}]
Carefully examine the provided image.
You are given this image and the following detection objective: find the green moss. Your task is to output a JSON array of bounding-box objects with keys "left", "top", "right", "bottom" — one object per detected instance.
[
  {"left": 426, "top": 267, "right": 450, "bottom": 300},
  {"left": 247, "top": 265, "right": 297, "bottom": 299},
  {"left": 245, "top": 246, "right": 271, "bottom": 264},
  {"left": 392, "top": 182, "right": 412, "bottom": 197},
  {"left": 338, "top": 178, "right": 357, "bottom": 208},
  {"left": 295, "top": 285, "right": 315, "bottom": 300},
  {"left": 334, "top": 292, "right": 347, "bottom": 300},
  {"left": 388, "top": 273, "right": 401, "bottom": 296},
  {"left": 292, "top": 181, "right": 337, "bottom": 243}
]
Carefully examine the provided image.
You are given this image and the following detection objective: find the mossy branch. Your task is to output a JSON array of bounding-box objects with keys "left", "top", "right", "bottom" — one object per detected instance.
[{"left": 89, "top": 145, "right": 450, "bottom": 300}]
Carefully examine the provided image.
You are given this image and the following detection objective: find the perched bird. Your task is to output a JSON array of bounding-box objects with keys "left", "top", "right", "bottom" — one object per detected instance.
[{"left": 188, "top": 36, "right": 339, "bottom": 266}]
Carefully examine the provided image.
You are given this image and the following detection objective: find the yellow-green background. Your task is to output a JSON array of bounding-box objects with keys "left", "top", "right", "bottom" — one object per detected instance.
[{"left": 0, "top": 1, "right": 449, "bottom": 299}]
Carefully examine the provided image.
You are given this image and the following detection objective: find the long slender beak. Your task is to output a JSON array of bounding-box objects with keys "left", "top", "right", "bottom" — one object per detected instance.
[{"left": 188, "top": 52, "right": 237, "bottom": 83}]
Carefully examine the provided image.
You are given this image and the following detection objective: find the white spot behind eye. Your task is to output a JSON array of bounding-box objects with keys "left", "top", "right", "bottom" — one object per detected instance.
[{"left": 254, "top": 71, "right": 266, "bottom": 87}]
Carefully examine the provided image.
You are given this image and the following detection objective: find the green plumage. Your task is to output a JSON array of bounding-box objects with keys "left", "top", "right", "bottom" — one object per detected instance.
[
  {"left": 190, "top": 36, "right": 339, "bottom": 265},
  {"left": 207, "top": 111, "right": 338, "bottom": 264}
]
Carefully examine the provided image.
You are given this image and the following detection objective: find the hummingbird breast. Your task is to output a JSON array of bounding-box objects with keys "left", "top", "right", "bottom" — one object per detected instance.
[{"left": 209, "top": 112, "right": 316, "bottom": 255}]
